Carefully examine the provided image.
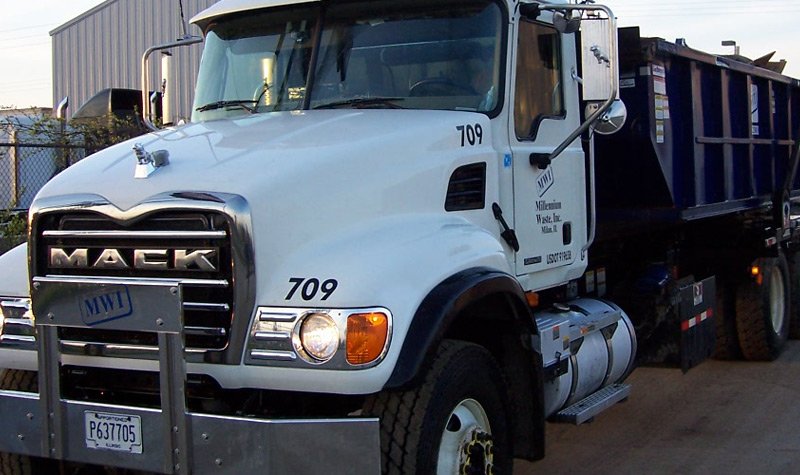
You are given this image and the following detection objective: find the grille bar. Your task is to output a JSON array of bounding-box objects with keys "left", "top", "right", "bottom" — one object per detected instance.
[
  {"left": 183, "top": 302, "right": 231, "bottom": 312},
  {"left": 60, "top": 341, "right": 207, "bottom": 356},
  {"left": 42, "top": 230, "right": 228, "bottom": 239},
  {"left": 42, "top": 275, "right": 229, "bottom": 288},
  {"left": 37, "top": 211, "right": 234, "bottom": 354},
  {"left": 0, "top": 335, "right": 36, "bottom": 345},
  {"left": 1, "top": 300, "right": 31, "bottom": 311},
  {"left": 254, "top": 331, "right": 291, "bottom": 341},
  {"left": 184, "top": 326, "right": 228, "bottom": 337},
  {"left": 250, "top": 350, "right": 297, "bottom": 361},
  {"left": 2, "top": 318, "right": 35, "bottom": 329}
]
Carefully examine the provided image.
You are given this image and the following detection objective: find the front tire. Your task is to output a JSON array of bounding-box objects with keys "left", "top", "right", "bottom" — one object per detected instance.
[
  {"left": 735, "top": 255, "right": 790, "bottom": 361},
  {"left": 363, "top": 340, "right": 511, "bottom": 474},
  {"left": 0, "top": 370, "right": 37, "bottom": 475}
]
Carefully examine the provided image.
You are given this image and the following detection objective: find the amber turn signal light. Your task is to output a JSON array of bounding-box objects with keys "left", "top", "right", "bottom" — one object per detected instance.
[
  {"left": 525, "top": 291, "right": 539, "bottom": 308},
  {"left": 347, "top": 312, "right": 389, "bottom": 365},
  {"left": 751, "top": 265, "right": 763, "bottom": 285}
]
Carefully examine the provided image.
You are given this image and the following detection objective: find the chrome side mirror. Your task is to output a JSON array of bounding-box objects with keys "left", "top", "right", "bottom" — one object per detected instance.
[
  {"left": 141, "top": 35, "right": 203, "bottom": 131},
  {"left": 587, "top": 99, "right": 627, "bottom": 135}
]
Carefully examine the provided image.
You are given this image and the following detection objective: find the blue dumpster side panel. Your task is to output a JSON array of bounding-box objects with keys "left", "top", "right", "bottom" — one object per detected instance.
[{"left": 595, "top": 28, "right": 800, "bottom": 228}]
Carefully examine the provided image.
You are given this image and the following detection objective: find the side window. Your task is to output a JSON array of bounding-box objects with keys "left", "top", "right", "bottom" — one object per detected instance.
[{"left": 514, "top": 21, "right": 564, "bottom": 140}]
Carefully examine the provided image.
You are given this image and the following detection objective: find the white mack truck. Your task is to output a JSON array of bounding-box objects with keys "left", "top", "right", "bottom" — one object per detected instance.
[{"left": 1, "top": 0, "right": 799, "bottom": 473}]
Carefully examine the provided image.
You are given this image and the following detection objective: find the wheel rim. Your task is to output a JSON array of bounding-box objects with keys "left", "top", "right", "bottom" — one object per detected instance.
[
  {"left": 770, "top": 265, "right": 786, "bottom": 334},
  {"left": 437, "top": 398, "right": 494, "bottom": 475}
]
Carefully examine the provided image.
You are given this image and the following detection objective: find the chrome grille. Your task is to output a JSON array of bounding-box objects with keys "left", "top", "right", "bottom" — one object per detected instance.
[{"left": 35, "top": 212, "right": 233, "bottom": 352}]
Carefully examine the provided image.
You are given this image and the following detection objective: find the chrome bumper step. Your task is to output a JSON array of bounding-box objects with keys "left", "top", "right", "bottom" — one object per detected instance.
[{"left": 553, "top": 383, "right": 631, "bottom": 425}]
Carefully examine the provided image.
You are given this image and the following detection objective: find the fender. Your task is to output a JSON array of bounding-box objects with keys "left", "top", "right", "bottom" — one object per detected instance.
[
  {"left": 385, "top": 266, "right": 546, "bottom": 459},
  {"left": 0, "top": 243, "right": 30, "bottom": 296},
  {"left": 386, "top": 267, "right": 537, "bottom": 387}
]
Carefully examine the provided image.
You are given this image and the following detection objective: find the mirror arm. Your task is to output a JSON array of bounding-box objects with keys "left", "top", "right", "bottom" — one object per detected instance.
[
  {"left": 533, "top": 3, "right": 618, "bottom": 164},
  {"left": 534, "top": 91, "right": 616, "bottom": 166},
  {"left": 141, "top": 35, "right": 203, "bottom": 132},
  {"left": 571, "top": 67, "right": 583, "bottom": 85}
]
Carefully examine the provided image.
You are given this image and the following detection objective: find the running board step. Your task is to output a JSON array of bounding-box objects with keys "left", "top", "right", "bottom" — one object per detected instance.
[{"left": 553, "top": 383, "right": 631, "bottom": 425}]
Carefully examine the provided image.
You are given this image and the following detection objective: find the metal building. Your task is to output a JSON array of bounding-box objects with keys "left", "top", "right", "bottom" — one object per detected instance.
[{"left": 50, "top": 0, "right": 217, "bottom": 123}]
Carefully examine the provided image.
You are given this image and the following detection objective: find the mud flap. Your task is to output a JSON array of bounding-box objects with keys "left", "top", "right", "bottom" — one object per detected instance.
[{"left": 678, "top": 276, "right": 716, "bottom": 372}]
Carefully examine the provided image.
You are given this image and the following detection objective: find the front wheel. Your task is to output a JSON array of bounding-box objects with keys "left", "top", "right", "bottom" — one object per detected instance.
[
  {"left": 363, "top": 340, "right": 511, "bottom": 474},
  {"left": 0, "top": 370, "right": 37, "bottom": 475}
]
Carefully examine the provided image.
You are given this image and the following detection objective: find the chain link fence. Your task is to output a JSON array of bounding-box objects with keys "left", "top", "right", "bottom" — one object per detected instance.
[
  {"left": 0, "top": 113, "right": 132, "bottom": 254},
  {"left": 0, "top": 140, "right": 87, "bottom": 211},
  {"left": 0, "top": 139, "right": 86, "bottom": 253}
]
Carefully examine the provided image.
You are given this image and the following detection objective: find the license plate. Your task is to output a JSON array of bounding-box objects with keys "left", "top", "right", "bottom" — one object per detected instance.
[{"left": 85, "top": 411, "right": 143, "bottom": 454}]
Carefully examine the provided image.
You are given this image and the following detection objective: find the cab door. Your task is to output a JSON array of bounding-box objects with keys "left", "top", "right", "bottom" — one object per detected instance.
[{"left": 510, "top": 18, "right": 588, "bottom": 288}]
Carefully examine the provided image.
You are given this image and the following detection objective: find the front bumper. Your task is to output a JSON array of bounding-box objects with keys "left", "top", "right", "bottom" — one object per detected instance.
[
  {"left": 0, "top": 278, "right": 380, "bottom": 474},
  {"left": 0, "top": 390, "right": 379, "bottom": 474}
]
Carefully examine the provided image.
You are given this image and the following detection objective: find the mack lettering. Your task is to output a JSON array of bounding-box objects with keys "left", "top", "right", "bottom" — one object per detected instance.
[{"left": 49, "top": 247, "right": 218, "bottom": 272}]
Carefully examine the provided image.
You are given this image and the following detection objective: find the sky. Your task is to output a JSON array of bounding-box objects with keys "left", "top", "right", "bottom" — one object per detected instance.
[{"left": 0, "top": 0, "right": 797, "bottom": 109}]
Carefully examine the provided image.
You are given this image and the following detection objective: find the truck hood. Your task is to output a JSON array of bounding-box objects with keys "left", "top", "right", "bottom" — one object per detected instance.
[{"left": 36, "top": 109, "right": 478, "bottom": 212}]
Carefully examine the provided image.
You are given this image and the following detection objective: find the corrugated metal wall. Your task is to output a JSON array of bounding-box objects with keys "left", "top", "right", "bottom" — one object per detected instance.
[{"left": 51, "top": 0, "right": 218, "bottom": 122}]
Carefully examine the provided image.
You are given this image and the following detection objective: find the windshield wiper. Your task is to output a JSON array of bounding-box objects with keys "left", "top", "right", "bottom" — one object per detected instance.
[
  {"left": 196, "top": 100, "right": 257, "bottom": 113},
  {"left": 313, "top": 97, "right": 405, "bottom": 110}
]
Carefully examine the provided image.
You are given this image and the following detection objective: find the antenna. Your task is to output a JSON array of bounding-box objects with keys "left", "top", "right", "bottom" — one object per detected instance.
[{"left": 178, "top": 0, "right": 189, "bottom": 39}]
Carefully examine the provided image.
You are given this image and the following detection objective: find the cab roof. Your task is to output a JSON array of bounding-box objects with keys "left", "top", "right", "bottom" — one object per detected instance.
[
  {"left": 191, "top": 0, "right": 318, "bottom": 28},
  {"left": 190, "top": 0, "right": 558, "bottom": 28}
]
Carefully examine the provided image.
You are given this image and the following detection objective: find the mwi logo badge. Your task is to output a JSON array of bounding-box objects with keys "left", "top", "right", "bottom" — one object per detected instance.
[{"left": 79, "top": 286, "right": 134, "bottom": 326}]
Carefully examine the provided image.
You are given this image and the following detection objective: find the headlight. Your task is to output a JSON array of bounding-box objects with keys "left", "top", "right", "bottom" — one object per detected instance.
[
  {"left": 248, "top": 306, "right": 392, "bottom": 369},
  {"left": 296, "top": 313, "right": 340, "bottom": 363}
]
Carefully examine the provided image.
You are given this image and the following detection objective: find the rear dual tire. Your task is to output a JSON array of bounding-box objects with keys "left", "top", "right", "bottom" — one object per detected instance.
[
  {"left": 735, "top": 256, "right": 790, "bottom": 361},
  {"left": 713, "top": 282, "right": 741, "bottom": 360},
  {"left": 786, "top": 251, "right": 800, "bottom": 339}
]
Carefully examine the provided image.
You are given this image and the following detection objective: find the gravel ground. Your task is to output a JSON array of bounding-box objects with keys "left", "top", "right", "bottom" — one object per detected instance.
[{"left": 516, "top": 341, "right": 800, "bottom": 474}]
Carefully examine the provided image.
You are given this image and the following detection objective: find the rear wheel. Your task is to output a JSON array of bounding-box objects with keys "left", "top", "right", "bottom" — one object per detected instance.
[
  {"left": 363, "top": 340, "right": 511, "bottom": 474},
  {"left": 735, "top": 255, "right": 790, "bottom": 361},
  {"left": 786, "top": 250, "right": 800, "bottom": 339},
  {"left": 713, "top": 282, "right": 741, "bottom": 360}
]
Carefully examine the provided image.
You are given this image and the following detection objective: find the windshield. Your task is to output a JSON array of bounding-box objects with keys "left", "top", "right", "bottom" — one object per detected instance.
[{"left": 192, "top": 0, "right": 504, "bottom": 121}]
